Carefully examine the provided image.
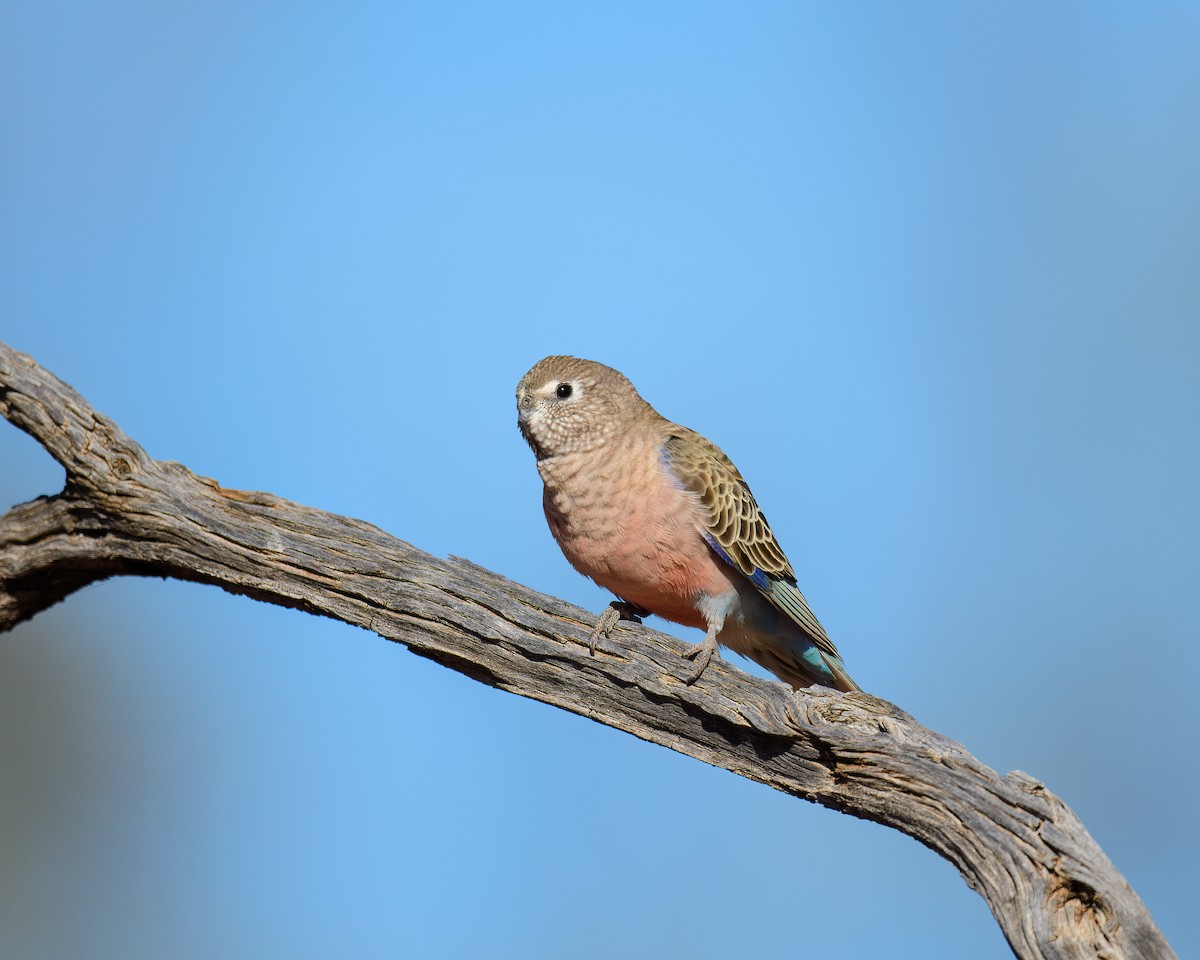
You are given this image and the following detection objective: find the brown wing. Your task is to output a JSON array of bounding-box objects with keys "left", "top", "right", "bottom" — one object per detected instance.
[{"left": 663, "top": 428, "right": 842, "bottom": 660}]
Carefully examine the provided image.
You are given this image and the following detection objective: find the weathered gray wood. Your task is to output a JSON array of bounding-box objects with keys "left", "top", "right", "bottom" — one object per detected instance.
[{"left": 0, "top": 341, "right": 1176, "bottom": 960}]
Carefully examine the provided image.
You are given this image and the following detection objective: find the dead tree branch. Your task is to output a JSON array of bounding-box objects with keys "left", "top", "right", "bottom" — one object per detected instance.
[{"left": 0, "top": 342, "right": 1175, "bottom": 960}]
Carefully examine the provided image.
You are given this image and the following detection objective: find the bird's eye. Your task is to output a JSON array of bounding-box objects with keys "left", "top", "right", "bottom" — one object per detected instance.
[{"left": 556, "top": 383, "right": 573, "bottom": 399}]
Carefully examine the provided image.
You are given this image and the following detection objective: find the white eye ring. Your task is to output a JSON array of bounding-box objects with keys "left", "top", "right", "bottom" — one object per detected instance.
[{"left": 541, "top": 378, "right": 580, "bottom": 400}]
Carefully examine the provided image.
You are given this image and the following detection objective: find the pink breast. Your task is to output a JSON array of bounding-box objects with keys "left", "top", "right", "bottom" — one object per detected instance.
[{"left": 547, "top": 464, "right": 737, "bottom": 629}]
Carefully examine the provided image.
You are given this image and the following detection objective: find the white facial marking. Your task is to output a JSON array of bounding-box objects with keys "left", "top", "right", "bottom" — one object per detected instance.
[{"left": 539, "top": 377, "right": 582, "bottom": 398}]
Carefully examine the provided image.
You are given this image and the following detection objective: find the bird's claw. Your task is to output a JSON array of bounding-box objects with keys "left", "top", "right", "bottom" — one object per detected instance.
[
  {"left": 682, "top": 633, "right": 721, "bottom": 685},
  {"left": 588, "top": 601, "right": 646, "bottom": 655}
]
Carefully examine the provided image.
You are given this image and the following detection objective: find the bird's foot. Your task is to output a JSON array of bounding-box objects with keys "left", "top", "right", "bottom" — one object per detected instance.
[
  {"left": 681, "top": 630, "right": 721, "bottom": 685},
  {"left": 589, "top": 601, "right": 648, "bottom": 655}
]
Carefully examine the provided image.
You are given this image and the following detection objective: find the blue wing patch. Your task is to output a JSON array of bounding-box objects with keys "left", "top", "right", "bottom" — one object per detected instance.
[{"left": 702, "top": 531, "right": 770, "bottom": 590}]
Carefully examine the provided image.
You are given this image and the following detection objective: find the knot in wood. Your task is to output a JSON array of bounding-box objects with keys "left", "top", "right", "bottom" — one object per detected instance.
[{"left": 1048, "top": 877, "right": 1118, "bottom": 954}]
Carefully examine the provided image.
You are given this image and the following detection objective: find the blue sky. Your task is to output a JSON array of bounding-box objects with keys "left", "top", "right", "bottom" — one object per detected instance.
[{"left": 2, "top": 3, "right": 1197, "bottom": 957}]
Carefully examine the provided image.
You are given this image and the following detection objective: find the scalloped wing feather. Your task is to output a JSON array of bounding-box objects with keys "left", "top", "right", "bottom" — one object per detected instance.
[{"left": 662, "top": 429, "right": 846, "bottom": 668}]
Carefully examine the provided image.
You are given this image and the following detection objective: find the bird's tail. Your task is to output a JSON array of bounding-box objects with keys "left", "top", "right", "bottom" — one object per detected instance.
[
  {"left": 754, "top": 582, "right": 860, "bottom": 692},
  {"left": 810, "top": 649, "right": 860, "bottom": 693},
  {"left": 760, "top": 643, "right": 860, "bottom": 693}
]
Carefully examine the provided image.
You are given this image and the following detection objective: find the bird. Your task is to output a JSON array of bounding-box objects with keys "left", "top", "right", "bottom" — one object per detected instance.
[{"left": 516, "top": 355, "right": 858, "bottom": 692}]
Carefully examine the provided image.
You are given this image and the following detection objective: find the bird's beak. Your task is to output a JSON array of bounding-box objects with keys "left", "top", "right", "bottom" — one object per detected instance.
[
  {"left": 516, "top": 392, "right": 541, "bottom": 456},
  {"left": 516, "top": 391, "right": 533, "bottom": 431},
  {"left": 516, "top": 388, "right": 534, "bottom": 423}
]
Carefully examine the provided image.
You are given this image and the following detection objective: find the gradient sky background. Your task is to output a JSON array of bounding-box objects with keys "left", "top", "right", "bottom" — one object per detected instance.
[{"left": 2, "top": 3, "right": 1198, "bottom": 958}]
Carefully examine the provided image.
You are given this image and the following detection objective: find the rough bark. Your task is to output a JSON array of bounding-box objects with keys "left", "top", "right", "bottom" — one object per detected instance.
[{"left": 0, "top": 341, "right": 1176, "bottom": 960}]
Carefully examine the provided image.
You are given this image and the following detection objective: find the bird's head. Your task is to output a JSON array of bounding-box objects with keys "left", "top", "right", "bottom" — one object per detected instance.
[{"left": 516, "top": 356, "right": 651, "bottom": 460}]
